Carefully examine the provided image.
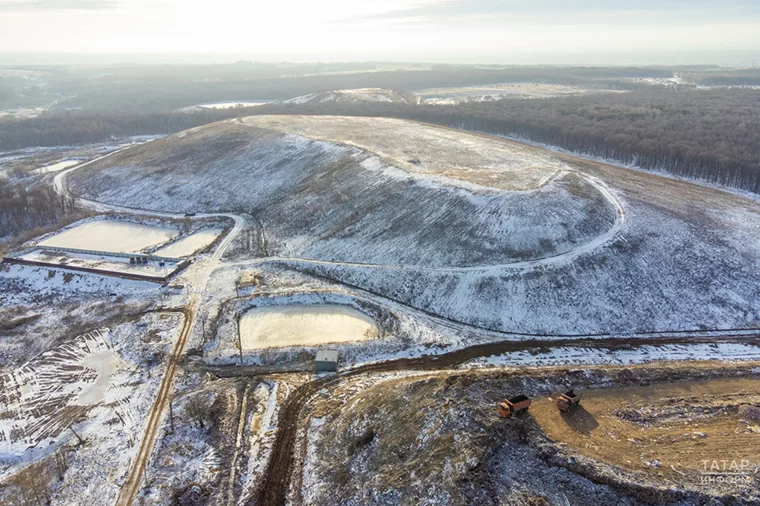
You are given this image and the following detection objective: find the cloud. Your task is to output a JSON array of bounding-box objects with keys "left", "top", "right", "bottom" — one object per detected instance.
[
  {"left": 344, "top": 0, "right": 511, "bottom": 22},
  {"left": 0, "top": 0, "right": 122, "bottom": 11}
]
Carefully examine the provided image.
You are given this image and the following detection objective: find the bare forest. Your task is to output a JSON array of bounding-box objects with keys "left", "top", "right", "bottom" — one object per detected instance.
[
  {"left": 252, "top": 87, "right": 760, "bottom": 193},
  {"left": 0, "top": 177, "right": 77, "bottom": 239}
]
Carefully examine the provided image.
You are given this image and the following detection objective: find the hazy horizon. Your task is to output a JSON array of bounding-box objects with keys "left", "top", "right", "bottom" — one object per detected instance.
[
  {"left": 1, "top": 50, "right": 759, "bottom": 68},
  {"left": 2, "top": 1, "right": 760, "bottom": 67}
]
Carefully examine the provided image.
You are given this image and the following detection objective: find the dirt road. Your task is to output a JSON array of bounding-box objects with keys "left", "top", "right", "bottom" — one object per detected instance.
[
  {"left": 54, "top": 151, "right": 247, "bottom": 506},
  {"left": 115, "top": 307, "right": 192, "bottom": 506}
]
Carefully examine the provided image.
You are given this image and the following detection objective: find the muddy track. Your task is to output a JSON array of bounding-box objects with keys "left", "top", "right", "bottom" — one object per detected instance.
[
  {"left": 115, "top": 306, "right": 193, "bottom": 506},
  {"left": 253, "top": 333, "right": 760, "bottom": 506}
]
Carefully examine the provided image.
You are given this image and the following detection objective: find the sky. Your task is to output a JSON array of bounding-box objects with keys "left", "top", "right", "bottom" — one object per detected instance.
[{"left": 1, "top": 0, "right": 760, "bottom": 64}]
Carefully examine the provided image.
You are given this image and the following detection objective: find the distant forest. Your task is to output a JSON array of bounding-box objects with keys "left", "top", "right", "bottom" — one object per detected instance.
[
  {"left": 0, "top": 64, "right": 671, "bottom": 113},
  {"left": 248, "top": 87, "right": 760, "bottom": 194},
  {"left": 2, "top": 84, "right": 760, "bottom": 194},
  {"left": 0, "top": 109, "right": 238, "bottom": 150}
]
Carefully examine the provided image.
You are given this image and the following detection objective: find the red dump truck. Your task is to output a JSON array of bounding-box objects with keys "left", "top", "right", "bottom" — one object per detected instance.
[
  {"left": 497, "top": 395, "right": 532, "bottom": 418},
  {"left": 556, "top": 389, "right": 581, "bottom": 412}
]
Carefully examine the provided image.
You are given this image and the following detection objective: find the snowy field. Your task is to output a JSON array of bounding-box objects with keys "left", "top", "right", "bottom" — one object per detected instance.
[
  {"left": 414, "top": 82, "right": 600, "bottom": 104},
  {"left": 242, "top": 115, "right": 565, "bottom": 190},
  {"left": 0, "top": 329, "right": 121, "bottom": 459},
  {"left": 281, "top": 88, "right": 411, "bottom": 105},
  {"left": 2, "top": 112, "right": 759, "bottom": 504},
  {"left": 197, "top": 100, "right": 270, "bottom": 109},
  {"left": 0, "top": 261, "right": 159, "bottom": 373},
  {"left": 0, "top": 263, "right": 157, "bottom": 306},
  {"left": 67, "top": 115, "right": 760, "bottom": 334},
  {"left": 0, "top": 311, "right": 183, "bottom": 505},
  {"left": 70, "top": 117, "right": 615, "bottom": 268}
]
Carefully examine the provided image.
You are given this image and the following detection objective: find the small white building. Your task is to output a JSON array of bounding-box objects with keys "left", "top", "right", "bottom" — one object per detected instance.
[{"left": 315, "top": 350, "right": 339, "bottom": 372}]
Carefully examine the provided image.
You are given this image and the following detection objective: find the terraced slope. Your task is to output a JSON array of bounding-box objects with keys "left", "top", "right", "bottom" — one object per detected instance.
[
  {"left": 71, "top": 115, "right": 760, "bottom": 334},
  {"left": 70, "top": 116, "right": 617, "bottom": 268}
]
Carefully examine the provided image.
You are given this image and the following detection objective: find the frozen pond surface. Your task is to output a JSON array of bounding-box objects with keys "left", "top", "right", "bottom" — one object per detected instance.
[
  {"left": 39, "top": 219, "right": 178, "bottom": 253},
  {"left": 153, "top": 228, "right": 223, "bottom": 257},
  {"left": 240, "top": 304, "right": 379, "bottom": 349}
]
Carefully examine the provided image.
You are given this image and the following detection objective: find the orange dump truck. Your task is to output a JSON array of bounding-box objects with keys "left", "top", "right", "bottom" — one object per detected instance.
[
  {"left": 556, "top": 389, "right": 581, "bottom": 412},
  {"left": 497, "top": 395, "right": 532, "bottom": 417}
]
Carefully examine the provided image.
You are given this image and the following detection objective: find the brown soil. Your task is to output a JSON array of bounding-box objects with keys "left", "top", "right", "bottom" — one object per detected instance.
[{"left": 532, "top": 377, "right": 760, "bottom": 484}]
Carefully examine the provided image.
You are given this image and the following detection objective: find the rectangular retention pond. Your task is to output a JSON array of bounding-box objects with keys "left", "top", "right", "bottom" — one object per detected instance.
[
  {"left": 153, "top": 228, "right": 224, "bottom": 257},
  {"left": 39, "top": 219, "right": 179, "bottom": 254},
  {"left": 240, "top": 304, "right": 379, "bottom": 349}
]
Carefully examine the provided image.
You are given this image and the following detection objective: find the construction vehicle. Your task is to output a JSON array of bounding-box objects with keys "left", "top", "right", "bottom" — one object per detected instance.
[
  {"left": 497, "top": 395, "right": 532, "bottom": 417},
  {"left": 556, "top": 389, "right": 581, "bottom": 412}
]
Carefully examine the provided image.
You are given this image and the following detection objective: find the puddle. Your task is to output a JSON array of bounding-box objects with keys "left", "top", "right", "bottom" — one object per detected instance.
[
  {"left": 76, "top": 350, "right": 122, "bottom": 406},
  {"left": 39, "top": 219, "right": 178, "bottom": 253},
  {"left": 240, "top": 304, "right": 379, "bottom": 349},
  {"left": 153, "top": 228, "right": 223, "bottom": 257}
]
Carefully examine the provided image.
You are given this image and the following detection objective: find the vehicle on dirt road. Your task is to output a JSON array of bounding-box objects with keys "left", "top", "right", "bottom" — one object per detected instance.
[
  {"left": 556, "top": 389, "right": 581, "bottom": 412},
  {"left": 497, "top": 394, "right": 532, "bottom": 417}
]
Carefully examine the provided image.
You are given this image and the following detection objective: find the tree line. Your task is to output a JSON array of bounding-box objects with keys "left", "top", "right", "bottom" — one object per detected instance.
[
  {"left": 0, "top": 109, "right": 238, "bottom": 151},
  {"left": 0, "top": 178, "right": 77, "bottom": 238},
  {"left": 249, "top": 86, "right": 760, "bottom": 194}
]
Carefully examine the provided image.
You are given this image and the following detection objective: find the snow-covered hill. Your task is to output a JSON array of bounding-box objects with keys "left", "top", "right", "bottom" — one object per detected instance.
[
  {"left": 71, "top": 116, "right": 614, "bottom": 268},
  {"left": 69, "top": 115, "right": 760, "bottom": 334}
]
